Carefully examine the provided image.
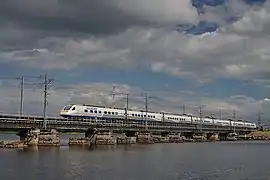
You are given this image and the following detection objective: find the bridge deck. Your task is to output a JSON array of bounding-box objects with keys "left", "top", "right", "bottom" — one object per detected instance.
[{"left": 0, "top": 114, "right": 256, "bottom": 133}]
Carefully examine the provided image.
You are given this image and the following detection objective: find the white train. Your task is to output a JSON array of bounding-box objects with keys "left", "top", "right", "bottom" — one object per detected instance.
[{"left": 60, "top": 104, "right": 257, "bottom": 129}]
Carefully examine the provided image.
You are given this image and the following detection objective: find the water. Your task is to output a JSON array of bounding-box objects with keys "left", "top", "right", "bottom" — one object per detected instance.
[{"left": 0, "top": 134, "right": 270, "bottom": 180}]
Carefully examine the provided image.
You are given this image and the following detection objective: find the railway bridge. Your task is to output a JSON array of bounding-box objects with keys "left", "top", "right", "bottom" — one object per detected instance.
[{"left": 0, "top": 114, "right": 256, "bottom": 140}]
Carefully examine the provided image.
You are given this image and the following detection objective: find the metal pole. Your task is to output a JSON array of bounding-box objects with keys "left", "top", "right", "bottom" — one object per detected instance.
[
  {"left": 112, "top": 85, "right": 116, "bottom": 108},
  {"left": 162, "top": 112, "right": 165, "bottom": 122},
  {"left": 20, "top": 76, "right": 24, "bottom": 116},
  {"left": 145, "top": 93, "right": 148, "bottom": 119},
  {"left": 199, "top": 105, "right": 202, "bottom": 132},
  {"left": 43, "top": 73, "right": 48, "bottom": 130},
  {"left": 183, "top": 104, "right": 186, "bottom": 114},
  {"left": 199, "top": 105, "right": 206, "bottom": 132},
  {"left": 219, "top": 108, "right": 222, "bottom": 120},
  {"left": 144, "top": 93, "right": 148, "bottom": 129},
  {"left": 258, "top": 111, "right": 263, "bottom": 130},
  {"left": 125, "top": 93, "right": 129, "bottom": 120}
]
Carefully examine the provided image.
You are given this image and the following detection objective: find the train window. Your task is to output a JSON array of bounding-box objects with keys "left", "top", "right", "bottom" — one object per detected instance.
[
  {"left": 144, "top": 115, "right": 146, "bottom": 117},
  {"left": 99, "top": 111, "right": 101, "bottom": 113},
  {"left": 138, "top": 114, "right": 140, "bottom": 117},
  {"left": 72, "top": 107, "right": 75, "bottom": 111},
  {"left": 148, "top": 115, "right": 150, "bottom": 117},
  {"left": 104, "top": 111, "right": 107, "bottom": 114},
  {"left": 90, "top": 110, "right": 93, "bottom": 113},
  {"left": 112, "top": 112, "right": 114, "bottom": 115},
  {"left": 64, "top": 105, "right": 73, "bottom": 110},
  {"left": 94, "top": 110, "right": 97, "bottom": 113},
  {"left": 84, "top": 110, "right": 88, "bottom": 113},
  {"left": 115, "top": 112, "right": 118, "bottom": 115},
  {"left": 108, "top": 112, "right": 111, "bottom": 114},
  {"left": 153, "top": 116, "right": 155, "bottom": 118}
]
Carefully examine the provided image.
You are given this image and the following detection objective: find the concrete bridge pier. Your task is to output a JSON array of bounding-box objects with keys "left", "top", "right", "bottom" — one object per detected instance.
[
  {"left": 192, "top": 132, "right": 207, "bottom": 142},
  {"left": 124, "top": 130, "right": 137, "bottom": 137},
  {"left": 207, "top": 133, "right": 220, "bottom": 141},
  {"left": 85, "top": 128, "right": 97, "bottom": 138},
  {"left": 16, "top": 129, "right": 31, "bottom": 141},
  {"left": 181, "top": 132, "right": 194, "bottom": 139},
  {"left": 219, "top": 132, "right": 231, "bottom": 141},
  {"left": 16, "top": 128, "right": 60, "bottom": 146},
  {"left": 161, "top": 131, "right": 170, "bottom": 137}
]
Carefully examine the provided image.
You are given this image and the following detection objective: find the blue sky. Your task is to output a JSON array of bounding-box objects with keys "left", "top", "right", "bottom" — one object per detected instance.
[{"left": 0, "top": 0, "right": 270, "bottom": 121}]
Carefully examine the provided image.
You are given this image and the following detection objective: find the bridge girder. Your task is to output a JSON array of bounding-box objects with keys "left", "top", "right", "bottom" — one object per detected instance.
[{"left": 0, "top": 117, "right": 256, "bottom": 134}]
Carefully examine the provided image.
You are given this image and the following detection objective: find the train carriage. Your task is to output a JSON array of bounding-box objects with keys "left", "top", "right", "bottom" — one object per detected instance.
[{"left": 60, "top": 104, "right": 257, "bottom": 130}]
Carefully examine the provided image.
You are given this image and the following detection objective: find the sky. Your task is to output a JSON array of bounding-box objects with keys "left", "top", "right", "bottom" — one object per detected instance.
[{"left": 1, "top": 0, "right": 270, "bottom": 124}]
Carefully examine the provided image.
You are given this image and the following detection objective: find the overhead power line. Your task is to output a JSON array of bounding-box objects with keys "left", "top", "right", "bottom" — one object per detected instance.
[
  {"left": 42, "top": 73, "right": 54, "bottom": 130},
  {"left": 0, "top": 75, "right": 42, "bottom": 116}
]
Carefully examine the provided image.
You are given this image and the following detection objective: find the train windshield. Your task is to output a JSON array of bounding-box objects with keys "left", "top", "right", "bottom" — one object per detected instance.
[{"left": 63, "top": 105, "right": 73, "bottom": 111}]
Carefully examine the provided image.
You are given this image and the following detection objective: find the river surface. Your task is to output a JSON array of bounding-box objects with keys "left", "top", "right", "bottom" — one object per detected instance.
[{"left": 0, "top": 134, "right": 270, "bottom": 180}]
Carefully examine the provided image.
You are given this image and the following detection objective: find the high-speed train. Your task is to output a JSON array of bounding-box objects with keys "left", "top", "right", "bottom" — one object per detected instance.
[{"left": 60, "top": 104, "right": 257, "bottom": 129}]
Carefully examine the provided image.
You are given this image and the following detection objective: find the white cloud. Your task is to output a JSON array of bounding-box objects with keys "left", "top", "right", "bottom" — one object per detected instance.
[
  {"left": 4, "top": 0, "right": 199, "bottom": 28},
  {"left": 109, "top": 0, "right": 199, "bottom": 24},
  {"left": 199, "top": 0, "right": 251, "bottom": 26},
  {"left": 0, "top": 25, "right": 261, "bottom": 83},
  {"left": 2, "top": 0, "right": 270, "bottom": 85}
]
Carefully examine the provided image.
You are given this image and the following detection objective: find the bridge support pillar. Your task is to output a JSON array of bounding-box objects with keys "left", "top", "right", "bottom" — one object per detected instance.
[
  {"left": 160, "top": 131, "right": 170, "bottom": 137},
  {"left": 85, "top": 128, "right": 97, "bottom": 138},
  {"left": 181, "top": 132, "right": 194, "bottom": 139},
  {"left": 124, "top": 130, "right": 137, "bottom": 137},
  {"left": 16, "top": 129, "right": 31, "bottom": 141},
  {"left": 219, "top": 132, "right": 231, "bottom": 141},
  {"left": 207, "top": 133, "right": 220, "bottom": 141}
]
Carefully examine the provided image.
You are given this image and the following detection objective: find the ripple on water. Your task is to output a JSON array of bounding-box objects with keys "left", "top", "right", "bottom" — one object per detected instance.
[{"left": 0, "top": 134, "right": 270, "bottom": 180}]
